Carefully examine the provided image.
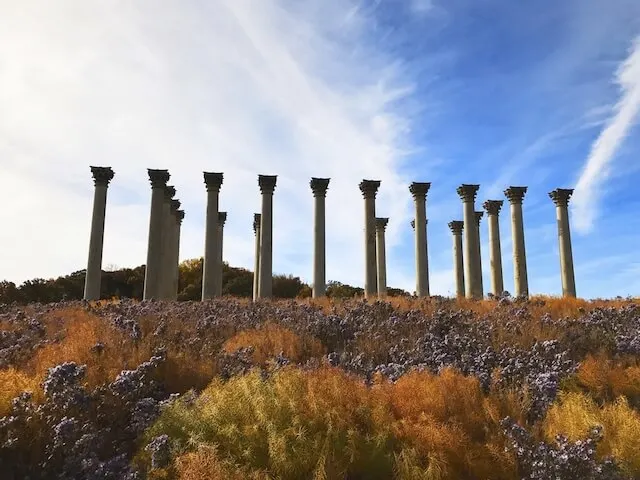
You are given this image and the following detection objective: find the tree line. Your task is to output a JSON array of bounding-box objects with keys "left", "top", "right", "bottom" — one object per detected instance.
[{"left": 0, "top": 259, "right": 409, "bottom": 304}]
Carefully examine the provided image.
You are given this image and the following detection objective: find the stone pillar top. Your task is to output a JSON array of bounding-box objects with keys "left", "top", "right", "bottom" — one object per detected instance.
[
  {"left": 90, "top": 166, "right": 115, "bottom": 187},
  {"left": 148, "top": 169, "right": 170, "bottom": 188},
  {"left": 409, "top": 182, "right": 431, "bottom": 199},
  {"left": 483, "top": 200, "right": 504, "bottom": 215},
  {"left": 549, "top": 188, "right": 574, "bottom": 207},
  {"left": 310, "top": 178, "right": 330, "bottom": 197},
  {"left": 170, "top": 199, "right": 181, "bottom": 213},
  {"left": 375, "top": 217, "right": 389, "bottom": 230},
  {"left": 410, "top": 219, "right": 415, "bottom": 230},
  {"left": 176, "top": 210, "right": 185, "bottom": 224},
  {"left": 359, "top": 179, "right": 381, "bottom": 198},
  {"left": 474, "top": 211, "right": 484, "bottom": 226},
  {"left": 218, "top": 211, "right": 227, "bottom": 225},
  {"left": 448, "top": 220, "right": 464, "bottom": 234},
  {"left": 258, "top": 175, "right": 277, "bottom": 194},
  {"left": 457, "top": 184, "right": 480, "bottom": 202},
  {"left": 253, "top": 213, "right": 261, "bottom": 232},
  {"left": 203, "top": 172, "right": 224, "bottom": 192},
  {"left": 504, "top": 186, "right": 528, "bottom": 204},
  {"left": 164, "top": 185, "right": 176, "bottom": 201}
]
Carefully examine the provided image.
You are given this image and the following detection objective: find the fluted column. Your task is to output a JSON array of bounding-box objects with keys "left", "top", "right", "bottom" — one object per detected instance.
[
  {"left": 159, "top": 190, "right": 176, "bottom": 299},
  {"left": 549, "top": 189, "right": 576, "bottom": 298},
  {"left": 216, "top": 212, "right": 227, "bottom": 297},
  {"left": 172, "top": 210, "right": 184, "bottom": 300},
  {"left": 84, "top": 166, "right": 115, "bottom": 300},
  {"left": 258, "top": 175, "right": 277, "bottom": 299},
  {"left": 144, "top": 169, "right": 170, "bottom": 300},
  {"left": 252, "top": 214, "right": 261, "bottom": 301},
  {"left": 310, "top": 178, "right": 330, "bottom": 298},
  {"left": 410, "top": 182, "right": 431, "bottom": 297},
  {"left": 448, "top": 221, "right": 465, "bottom": 297},
  {"left": 457, "top": 185, "right": 482, "bottom": 299},
  {"left": 375, "top": 218, "right": 388, "bottom": 297},
  {"left": 202, "top": 172, "right": 223, "bottom": 300},
  {"left": 483, "top": 200, "right": 504, "bottom": 296},
  {"left": 505, "top": 186, "right": 529, "bottom": 298},
  {"left": 474, "top": 211, "right": 484, "bottom": 297},
  {"left": 359, "top": 180, "right": 381, "bottom": 299}
]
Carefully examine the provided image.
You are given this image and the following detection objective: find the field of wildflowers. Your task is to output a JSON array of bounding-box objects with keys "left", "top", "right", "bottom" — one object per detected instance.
[{"left": 0, "top": 296, "right": 639, "bottom": 479}]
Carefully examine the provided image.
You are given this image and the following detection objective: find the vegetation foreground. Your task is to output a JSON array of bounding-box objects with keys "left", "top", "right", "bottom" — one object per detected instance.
[{"left": 0, "top": 297, "right": 639, "bottom": 479}]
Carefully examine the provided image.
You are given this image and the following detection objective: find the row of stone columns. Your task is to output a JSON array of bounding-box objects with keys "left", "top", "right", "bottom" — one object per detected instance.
[{"left": 449, "top": 185, "right": 576, "bottom": 299}]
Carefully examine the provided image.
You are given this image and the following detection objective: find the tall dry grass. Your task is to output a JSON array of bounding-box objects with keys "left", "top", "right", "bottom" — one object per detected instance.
[{"left": 0, "top": 367, "right": 42, "bottom": 417}]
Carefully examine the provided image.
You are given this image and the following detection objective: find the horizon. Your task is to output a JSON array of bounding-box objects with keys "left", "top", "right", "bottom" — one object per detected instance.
[{"left": 2, "top": 0, "right": 640, "bottom": 298}]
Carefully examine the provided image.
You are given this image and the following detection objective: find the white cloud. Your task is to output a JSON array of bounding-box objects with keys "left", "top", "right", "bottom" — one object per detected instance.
[
  {"left": 0, "top": 0, "right": 420, "bottom": 290},
  {"left": 572, "top": 35, "right": 640, "bottom": 233}
]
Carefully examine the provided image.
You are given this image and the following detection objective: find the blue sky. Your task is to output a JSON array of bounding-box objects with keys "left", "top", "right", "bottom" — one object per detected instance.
[{"left": 1, "top": 0, "right": 640, "bottom": 298}]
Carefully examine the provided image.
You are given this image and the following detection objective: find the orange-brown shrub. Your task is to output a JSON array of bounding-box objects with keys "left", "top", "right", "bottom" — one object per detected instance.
[
  {"left": 175, "top": 445, "right": 269, "bottom": 480},
  {"left": 574, "top": 354, "right": 640, "bottom": 404},
  {"left": 0, "top": 368, "right": 42, "bottom": 416},
  {"left": 222, "top": 322, "right": 325, "bottom": 365}
]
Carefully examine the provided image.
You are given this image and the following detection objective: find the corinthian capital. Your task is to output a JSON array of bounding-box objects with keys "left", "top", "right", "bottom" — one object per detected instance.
[
  {"left": 474, "top": 211, "right": 484, "bottom": 226},
  {"left": 253, "top": 213, "right": 261, "bottom": 233},
  {"left": 457, "top": 184, "right": 480, "bottom": 203},
  {"left": 310, "top": 177, "right": 330, "bottom": 197},
  {"left": 258, "top": 175, "right": 277, "bottom": 194},
  {"left": 483, "top": 200, "right": 504, "bottom": 216},
  {"left": 504, "top": 186, "right": 528, "bottom": 205},
  {"left": 409, "top": 182, "right": 431, "bottom": 199},
  {"left": 203, "top": 172, "right": 223, "bottom": 192},
  {"left": 359, "top": 179, "right": 381, "bottom": 199},
  {"left": 448, "top": 220, "right": 464, "bottom": 235},
  {"left": 90, "top": 166, "right": 114, "bottom": 187},
  {"left": 148, "top": 169, "right": 170, "bottom": 189},
  {"left": 549, "top": 188, "right": 574, "bottom": 208}
]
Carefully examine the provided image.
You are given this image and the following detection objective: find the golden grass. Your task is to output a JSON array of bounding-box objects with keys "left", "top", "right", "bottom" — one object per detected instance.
[
  {"left": 574, "top": 354, "right": 640, "bottom": 404},
  {"left": 222, "top": 322, "right": 325, "bottom": 365},
  {"left": 0, "top": 367, "right": 42, "bottom": 416},
  {"left": 543, "top": 392, "right": 640, "bottom": 476}
]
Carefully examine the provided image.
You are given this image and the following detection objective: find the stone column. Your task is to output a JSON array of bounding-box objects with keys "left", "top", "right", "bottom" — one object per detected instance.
[
  {"left": 172, "top": 210, "right": 184, "bottom": 300},
  {"left": 310, "top": 178, "right": 330, "bottom": 298},
  {"left": 483, "top": 200, "right": 504, "bottom": 296},
  {"left": 456, "top": 184, "right": 482, "bottom": 299},
  {"left": 359, "top": 180, "right": 381, "bottom": 299},
  {"left": 375, "top": 217, "right": 388, "bottom": 298},
  {"left": 158, "top": 191, "right": 176, "bottom": 299},
  {"left": 258, "top": 175, "right": 277, "bottom": 299},
  {"left": 216, "top": 212, "right": 227, "bottom": 297},
  {"left": 448, "top": 221, "right": 465, "bottom": 297},
  {"left": 165, "top": 198, "right": 180, "bottom": 299},
  {"left": 83, "top": 166, "right": 115, "bottom": 301},
  {"left": 144, "top": 169, "right": 170, "bottom": 300},
  {"left": 252, "top": 213, "right": 261, "bottom": 301},
  {"left": 202, "top": 172, "right": 223, "bottom": 300},
  {"left": 409, "top": 182, "right": 431, "bottom": 297},
  {"left": 474, "top": 211, "right": 484, "bottom": 297},
  {"left": 549, "top": 189, "right": 577, "bottom": 298},
  {"left": 505, "top": 186, "right": 529, "bottom": 298}
]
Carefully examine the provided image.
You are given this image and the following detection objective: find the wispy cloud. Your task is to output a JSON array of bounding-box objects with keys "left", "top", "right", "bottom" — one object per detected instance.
[{"left": 572, "top": 35, "right": 640, "bottom": 233}]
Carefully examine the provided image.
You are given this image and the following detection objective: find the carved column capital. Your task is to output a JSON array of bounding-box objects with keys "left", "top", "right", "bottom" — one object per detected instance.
[
  {"left": 218, "top": 211, "right": 227, "bottom": 226},
  {"left": 448, "top": 220, "right": 464, "bottom": 235},
  {"left": 203, "top": 172, "right": 224, "bottom": 192},
  {"left": 310, "top": 177, "right": 330, "bottom": 197},
  {"left": 170, "top": 199, "right": 181, "bottom": 214},
  {"left": 474, "top": 211, "right": 484, "bottom": 226},
  {"left": 253, "top": 213, "right": 261, "bottom": 233},
  {"left": 163, "top": 185, "right": 176, "bottom": 201},
  {"left": 504, "top": 186, "right": 528, "bottom": 205},
  {"left": 359, "top": 179, "right": 381, "bottom": 199},
  {"left": 148, "top": 169, "right": 170, "bottom": 189},
  {"left": 409, "top": 182, "right": 431, "bottom": 200},
  {"left": 483, "top": 200, "right": 503, "bottom": 215},
  {"left": 175, "top": 210, "right": 185, "bottom": 224},
  {"left": 457, "top": 184, "right": 480, "bottom": 202},
  {"left": 90, "top": 166, "right": 114, "bottom": 187},
  {"left": 258, "top": 175, "right": 277, "bottom": 194},
  {"left": 410, "top": 219, "right": 415, "bottom": 230},
  {"left": 375, "top": 217, "right": 389, "bottom": 231},
  {"left": 549, "top": 188, "right": 574, "bottom": 207}
]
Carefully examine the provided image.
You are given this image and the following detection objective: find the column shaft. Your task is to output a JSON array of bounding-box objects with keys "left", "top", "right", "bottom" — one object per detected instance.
[
  {"left": 359, "top": 180, "right": 380, "bottom": 299},
  {"left": 550, "top": 189, "right": 576, "bottom": 297},
  {"left": 258, "top": 175, "right": 277, "bottom": 299},
  {"left": 375, "top": 218, "right": 388, "bottom": 297},
  {"left": 457, "top": 185, "right": 482, "bottom": 299},
  {"left": 159, "top": 190, "right": 174, "bottom": 299},
  {"left": 144, "top": 169, "right": 170, "bottom": 300},
  {"left": 311, "top": 178, "right": 330, "bottom": 298},
  {"left": 483, "top": 201, "right": 504, "bottom": 296},
  {"left": 448, "top": 221, "right": 465, "bottom": 297},
  {"left": 84, "top": 167, "right": 114, "bottom": 301},
  {"left": 216, "top": 212, "right": 226, "bottom": 297},
  {"left": 410, "top": 183, "right": 430, "bottom": 297},
  {"left": 475, "top": 211, "right": 484, "bottom": 297},
  {"left": 173, "top": 211, "right": 184, "bottom": 300},
  {"left": 253, "top": 214, "right": 261, "bottom": 301},
  {"left": 505, "top": 187, "right": 529, "bottom": 298},
  {"left": 202, "top": 173, "right": 223, "bottom": 300}
]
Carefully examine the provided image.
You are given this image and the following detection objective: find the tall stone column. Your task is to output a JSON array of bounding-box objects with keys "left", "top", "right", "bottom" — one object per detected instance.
[
  {"left": 549, "top": 189, "right": 577, "bottom": 298},
  {"left": 375, "top": 218, "right": 389, "bottom": 298},
  {"left": 258, "top": 175, "right": 277, "bottom": 299},
  {"left": 310, "top": 178, "right": 330, "bottom": 298},
  {"left": 252, "top": 213, "right": 261, "bottom": 301},
  {"left": 172, "top": 210, "right": 184, "bottom": 300},
  {"left": 216, "top": 212, "right": 227, "bottom": 297},
  {"left": 84, "top": 166, "right": 115, "bottom": 301},
  {"left": 456, "top": 184, "right": 482, "bottom": 299},
  {"left": 144, "top": 169, "right": 170, "bottom": 300},
  {"left": 448, "top": 221, "right": 465, "bottom": 297},
  {"left": 483, "top": 200, "right": 504, "bottom": 296},
  {"left": 165, "top": 198, "right": 181, "bottom": 299},
  {"left": 202, "top": 172, "right": 223, "bottom": 300},
  {"left": 474, "top": 211, "right": 484, "bottom": 297},
  {"left": 409, "top": 182, "right": 431, "bottom": 297},
  {"left": 158, "top": 192, "right": 176, "bottom": 299},
  {"left": 359, "top": 180, "right": 381, "bottom": 299},
  {"left": 505, "top": 186, "right": 529, "bottom": 298}
]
